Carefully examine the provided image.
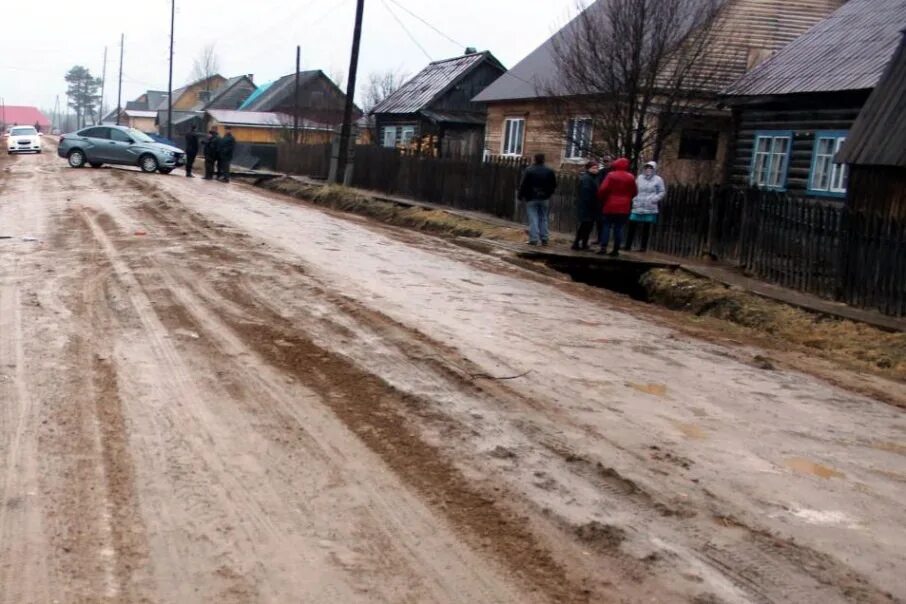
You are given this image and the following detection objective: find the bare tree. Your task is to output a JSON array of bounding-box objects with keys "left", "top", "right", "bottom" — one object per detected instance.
[
  {"left": 543, "top": 0, "right": 728, "bottom": 168},
  {"left": 360, "top": 69, "right": 409, "bottom": 113},
  {"left": 191, "top": 44, "right": 221, "bottom": 90}
]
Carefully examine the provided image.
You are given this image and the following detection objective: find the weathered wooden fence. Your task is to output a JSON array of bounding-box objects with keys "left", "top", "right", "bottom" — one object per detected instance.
[
  {"left": 276, "top": 142, "right": 331, "bottom": 180},
  {"left": 277, "top": 143, "right": 906, "bottom": 317}
]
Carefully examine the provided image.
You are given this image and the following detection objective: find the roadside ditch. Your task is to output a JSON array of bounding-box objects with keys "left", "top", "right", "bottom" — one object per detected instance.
[{"left": 256, "top": 177, "right": 906, "bottom": 388}]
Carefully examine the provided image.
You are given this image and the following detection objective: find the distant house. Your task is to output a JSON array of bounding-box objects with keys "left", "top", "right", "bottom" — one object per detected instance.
[
  {"left": 371, "top": 51, "right": 506, "bottom": 158},
  {"left": 722, "top": 0, "right": 906, "bottom": 199},
  {"left": 1, "top": 106, "right": 51, "bottom": 132},
  {"left": 473, "top": 0, "right": 843, "bottom": 180},
  {"left": 239, "top": 70, "right": 359, "bottom": 130},
  {"left": 837, "top": 32, "right": 906, "bottom": 220},
  {"left": 204, "top": 110, "right": 334, "bottom": 145},
  {"left": 156, "top": 75, "right": 258, "bottom": 138}
]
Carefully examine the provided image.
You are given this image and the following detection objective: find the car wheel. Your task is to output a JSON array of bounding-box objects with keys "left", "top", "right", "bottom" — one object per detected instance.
[
  {"left": 90, "top": 162, "right": 103, "bottom": 169},
  {"left": 158, "top": 168, "right": 173, "bottom": 175},
  {"left": 139, "top": 154, "right": 159, "bottom": 173},
  {"left": 68, "top": 149, "right": 86, "bottom": 168}
]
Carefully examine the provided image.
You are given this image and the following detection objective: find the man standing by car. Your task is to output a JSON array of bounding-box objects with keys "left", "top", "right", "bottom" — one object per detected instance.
[
  {"left": 218, "top": 126, "right": 235, "bottom": 183},
  {"left": 203, "top": 128, "right": 220, "bottom": 180},
  {"left": 185, "top": 125, "right": 199, "bottom": 178}
]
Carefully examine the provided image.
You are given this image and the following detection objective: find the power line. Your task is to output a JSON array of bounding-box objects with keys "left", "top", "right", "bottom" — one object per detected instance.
[
  {"left": 381, "top": 0, "right": 432, "bottom": 61},
  {"left": 385, "top": 0, "right": 464, "bottom": 49}
]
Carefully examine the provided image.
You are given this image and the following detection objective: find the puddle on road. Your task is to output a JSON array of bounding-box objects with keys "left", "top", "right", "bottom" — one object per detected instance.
[
  {"left": 785, "top": 457, "right": 845, "bottom": 480},
  {"left": 630, "top": 383, "right": 668, "bottom": 397}
]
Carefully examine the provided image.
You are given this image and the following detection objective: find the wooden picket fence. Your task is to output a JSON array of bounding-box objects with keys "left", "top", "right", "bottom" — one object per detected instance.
[{"left": 276, "top": 143, "right": 906, "bottom": 317}]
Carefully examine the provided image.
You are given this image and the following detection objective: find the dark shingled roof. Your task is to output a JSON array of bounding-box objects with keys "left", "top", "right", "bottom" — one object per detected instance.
[
  {"left": 372, "top": 51, "right": 503, "bottom": 114},
  {"left": 724, "top": 0, "right": 906, "bottom": 97},
  {"left": 838, "top": 33, "right": 906, "bottom": 167}
]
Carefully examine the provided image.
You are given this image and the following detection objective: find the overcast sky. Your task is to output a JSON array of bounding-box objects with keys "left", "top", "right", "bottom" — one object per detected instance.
[{"left": 1, "top": 0, "right": 579, "bottom": 115}]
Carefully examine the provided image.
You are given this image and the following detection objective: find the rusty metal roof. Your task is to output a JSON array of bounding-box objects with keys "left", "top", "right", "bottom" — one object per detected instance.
[
  {"left": 838, "top": 33, "right": 906, "bottom": 167},
  {"left": 372, "top": 51, "right": 503, "bottom": 114},
  {"left": 724, "top": 0, "right": 906, "bottom": 97}
]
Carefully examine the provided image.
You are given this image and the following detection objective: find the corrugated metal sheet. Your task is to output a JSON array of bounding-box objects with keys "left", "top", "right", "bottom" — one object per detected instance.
[
  {"left": 838, "top": 34, "right": 906, "bottom": 167},
  {"left": 207, "top": 109, "right": 333, "bottom": 130},
  {"left": 239, "top": 71, "right": 320, "bottom": 112},
  {"left": 0, "top": 106, "right": 50, "bottom": 128},
  {"left": 373, "top": 52, "right": 501, "bottom": 114},
  {"left": 474, "top": 0, "right": 836, "bottom": 103},
  {"left": 724, "top": 0, "right": 906, "bottom": 97}
]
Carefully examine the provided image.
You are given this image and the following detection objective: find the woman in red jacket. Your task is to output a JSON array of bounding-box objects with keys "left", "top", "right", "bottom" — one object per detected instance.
[{"left": 596, "top": 157, "right": 638, "bottom": 256}]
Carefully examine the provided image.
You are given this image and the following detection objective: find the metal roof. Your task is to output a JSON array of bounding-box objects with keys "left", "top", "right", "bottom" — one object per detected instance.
[
  {"left": 372, "top": 51, "right": 503, "bottom": 114},
  {"left": 473, "top": 0, "right": 742, "bottom": 103},
  {"left": 206, "top": 109, "right": 334, "bottom": 130},
  {"left": 125, "top": 110, "right": 158, "bottom": 118},
  {"left": 724, "top": 0, "right": 906, "bottom": 97},
  {"left": 239, "top": 71, "right": 321, "bottom": 111},
  {"left": 838, "top": 33, "right": 906, "bottom": 167},
  {"left": 0, "top": 106, "right": 50, "bottom": 127}
]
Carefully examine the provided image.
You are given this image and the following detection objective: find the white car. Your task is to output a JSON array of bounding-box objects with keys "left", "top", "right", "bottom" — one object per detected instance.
[{"left": 7, "top": 126, "right": 42, "bottom": 154}]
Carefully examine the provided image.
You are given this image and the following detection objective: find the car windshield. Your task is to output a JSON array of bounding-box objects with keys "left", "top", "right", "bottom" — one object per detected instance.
[
  {"left": 127, "top": 129, "right": 154, "bottom": 143},
  {"left": 11, "top": 127, "right": 37, "bottom": 136}
]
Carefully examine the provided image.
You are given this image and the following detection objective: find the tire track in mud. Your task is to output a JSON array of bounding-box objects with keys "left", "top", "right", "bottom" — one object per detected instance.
[
  {"left": 96, "top": 175, "right": 594, "bottom": 603},
  {"left": 111, "top": 170, "right": 899, "bottom": 604}
]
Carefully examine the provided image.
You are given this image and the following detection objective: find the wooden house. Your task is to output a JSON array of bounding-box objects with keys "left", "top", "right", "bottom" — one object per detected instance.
[
  {"left": 157, "top": 75, "right": 258, "bottom": 139},
  {"left": 204, "top": 110, "right": 334, "bottom": 145},
  {"left": 472, "top": 0, "right": 843, "bottom": 181},
  {"left": 837, "top": 33, "right": 906, "bottom": 220},
  {"left": 722, "top": 0, "right": 906, "bottom": 199},
  {"left": 239, "top": 70, "right": 358, "bottom": 128},
  {"left": 370, "top": 51, "right": 505, "bottom": 158}
]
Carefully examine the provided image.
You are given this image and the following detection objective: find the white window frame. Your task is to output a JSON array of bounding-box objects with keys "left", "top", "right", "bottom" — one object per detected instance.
[
  {"left": 501, "top": 117, "right": 525, "bottom": 156},
  {"left": 382, "top": 126, "right": 397, "bottom": 148},
  {"left": 809, "top": 132, "right": 848, "bottom": 196},
  {"left": 565, "top": 117, "right": 593, "bottom": 160},
  {"left": 400, "top": 125, "right": 416, "bottom": 146},
  {"left": 750, "top": 132, "right": 792, "bottom": 190}
]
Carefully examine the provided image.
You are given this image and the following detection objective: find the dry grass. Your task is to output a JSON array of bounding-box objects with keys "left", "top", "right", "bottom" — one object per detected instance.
[
  {"left": 262, "top": 178, "right": 527, "bottom": 242},
  {"left": 642, "top": 269, "right": 906, "bottom": 380}
]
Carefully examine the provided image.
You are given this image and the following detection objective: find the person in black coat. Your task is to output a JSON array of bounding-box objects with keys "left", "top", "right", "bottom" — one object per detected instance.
[
  {"left": 203, "top": 128, "right": 220, "bottom": 180},
  {"left": 217, "top": 126, "right": 236, "bottom": 183},
  {"left": 517, "top": 153, "right": 558, "bottom": 245},
  {"left": 572, "top": 160, "right": 602, "bottom": 250},
  {"left": 184, "top": 125, "right": 199, "bottom": 178}
]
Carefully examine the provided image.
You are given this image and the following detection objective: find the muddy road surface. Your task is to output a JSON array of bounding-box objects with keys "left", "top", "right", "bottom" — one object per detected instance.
[{"left": 0, "top": 148, "right": 903, "bottom": 603}]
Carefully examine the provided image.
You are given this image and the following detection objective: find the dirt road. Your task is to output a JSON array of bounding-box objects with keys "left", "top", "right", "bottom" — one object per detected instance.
[{"left": 0, "top": 147, "right": 903, "bottom": 603}]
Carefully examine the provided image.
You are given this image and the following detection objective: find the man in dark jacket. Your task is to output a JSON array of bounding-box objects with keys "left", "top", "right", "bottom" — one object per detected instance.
[
  {"left": 203, "top": 128, "right": 220, "bottom": 180},
  {"left": 518, "top": 153, "right": 558, "bottom": 245},
  {"left": 184, "top": 125, "right": 199, "bottom": 178},
  {"left": 572, "top": 160, "right": 601, "bottom": 251},
  {"left": 596, "top": 157, "right": 638, "bottom": 257},
  {"left": 218, "top": 126, "right": 236, "bottom": 183}
]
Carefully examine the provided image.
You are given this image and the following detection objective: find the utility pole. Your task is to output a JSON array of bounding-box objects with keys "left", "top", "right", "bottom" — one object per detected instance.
[
  {"left": 294, "top": 45, "right": 301, "bottom": 144},
  {"left": 53, "top": 95, "right": 60, "bottom": 132},
  {"left": 116, "top": 34, "right": 124, "bottom": 126},
  {"left": 167, "top": 0, "right": 175, "bottom": 140},
  {"left": 100, "top": 46, "right": 108, "bottom": 123},
  {"left": 335, "top": 0, "right": 365, "bottom": 184}
]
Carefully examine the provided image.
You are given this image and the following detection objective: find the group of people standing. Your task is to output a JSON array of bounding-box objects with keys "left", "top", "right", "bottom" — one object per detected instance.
[
  {"left": 517, "top": 153, "right": 666, "bottom": 257},
  {"left": 184, "top": 125, "right": 235, "bottom": 182}
]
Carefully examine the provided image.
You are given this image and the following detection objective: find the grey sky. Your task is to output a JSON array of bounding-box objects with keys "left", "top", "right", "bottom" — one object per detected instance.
[{"left": 2, "top": 0, "right": 578, "bottom": 114}]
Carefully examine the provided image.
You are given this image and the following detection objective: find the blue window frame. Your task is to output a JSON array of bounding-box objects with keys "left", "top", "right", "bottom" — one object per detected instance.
[
  {"left": 808, "top": 130, "right": 848, "bottom": 197},
  {"left": 750, "top": 130, "right": 792, "bottom": 191}
]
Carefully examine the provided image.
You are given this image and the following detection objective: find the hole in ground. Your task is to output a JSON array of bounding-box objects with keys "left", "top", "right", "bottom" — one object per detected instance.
[{"left": 543, "top": 258, "right": 653, "bottom": 301}]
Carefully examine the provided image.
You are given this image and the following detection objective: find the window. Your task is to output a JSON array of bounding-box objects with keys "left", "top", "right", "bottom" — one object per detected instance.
[
  {"left": 750, "top": 132, "right": 792, "bottom": 190},
  {"left": 110, "top": 128, "right": 132, "bottom": 143},
  {"left": 381, "top": 125, "right": 417, "bottom": 148},
  {"left": 809, "top": 131, "right": 848, "bottom": 196},
  {"left": 79, "top": 127, "right": 110, "bottom": 140},
  {"left": 565, "top": 117, "right": 593, "bottom": 160},
  {"left": 501, "top": 117, "right": 525, "bottom": 156},
  {"left": 382, "top": 126, "right": 397, "bottom": 148},
  {"left": 678, "top": 129, "right": 719, "bottom": 160},
  {"left": 400, "top": 126, "right": 416, "bottom": 146},
  {"left": 198, "top": 90, "right": 212, "bottom": 103}
]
